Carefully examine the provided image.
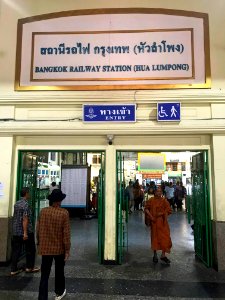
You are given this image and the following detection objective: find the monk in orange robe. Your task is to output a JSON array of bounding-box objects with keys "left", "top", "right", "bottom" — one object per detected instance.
[{"left": 145, "top": 186, "right": 172, "bottom": 264}]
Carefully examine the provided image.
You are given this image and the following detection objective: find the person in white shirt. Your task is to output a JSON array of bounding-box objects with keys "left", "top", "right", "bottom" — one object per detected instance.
[{"left": 165, "top": 182, "right": 175, "bottom": 210}]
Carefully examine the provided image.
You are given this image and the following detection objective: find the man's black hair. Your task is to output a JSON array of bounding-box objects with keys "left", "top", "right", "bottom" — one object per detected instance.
[{"left": 20, "top": 187, "right": 30, "bottom": 197}]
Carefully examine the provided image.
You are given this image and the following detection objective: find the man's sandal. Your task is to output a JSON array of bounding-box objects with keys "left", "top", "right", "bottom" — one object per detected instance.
[
  {"left": 10, "top": 269, "right": 23, "bottom": 276},
  {"left": 160, "top": 257, "right": 171, "bottom": 264},
  {"left": 25, "top": 267, "right": 40, "bottom": 273}
]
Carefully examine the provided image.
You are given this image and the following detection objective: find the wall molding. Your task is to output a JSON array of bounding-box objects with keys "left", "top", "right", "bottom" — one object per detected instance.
[
  {"left": 1, "top": 119, "right": 225, "bottom": 135},
  {"left": 0, "top": 89, "right": 225, "bottom": 105}
]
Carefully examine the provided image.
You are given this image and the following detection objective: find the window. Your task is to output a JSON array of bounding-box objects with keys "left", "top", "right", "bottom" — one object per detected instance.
[
  {"left": 50, "top": 152, "right": 56, "bottom": 161},
  {"left": 181, "top": 162, "right": 186, "bottom": 171},
  {"left": 166, "top": 162, "right": 177, "bottom": 171},
  {"left": 171, "top": 163, "right": 177, "bottom": 171},
  {"left": 92, "top": 155, "right": 97, "bottom": 164},
  {"left": 92, "top": 154, "right": 101, "bottom": 164}
]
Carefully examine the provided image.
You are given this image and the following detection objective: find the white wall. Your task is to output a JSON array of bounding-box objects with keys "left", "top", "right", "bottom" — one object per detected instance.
[
  {"left": 212, "top": 135, "right": 225, "bottom": 221},
  {"left": 0, "top": 137, "right": 15, "bottom": 217}
]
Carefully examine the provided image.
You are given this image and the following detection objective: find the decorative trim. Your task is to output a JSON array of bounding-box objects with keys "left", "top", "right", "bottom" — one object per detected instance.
[{"left": 15, "top": 8, "right": 210, "bottom": 91}]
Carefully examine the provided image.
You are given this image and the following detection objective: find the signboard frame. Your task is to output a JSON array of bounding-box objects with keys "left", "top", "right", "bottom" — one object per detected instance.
[
  {"left": 138, "top": 153, "right": 166, "bottom": 172},
  {"left": 15, "top": 8, "right": 211, "bottom": 91},
  {"left": 61, "top": 165, "right": 90, "bottom": 208}
]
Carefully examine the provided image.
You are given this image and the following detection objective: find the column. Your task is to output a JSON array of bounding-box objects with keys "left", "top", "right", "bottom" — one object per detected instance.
[
  {"left": 104, "top": 145, "right": 116, "bottom": 262},
  {"left": 212, "top": 135, "right": 225, "bottom": 270},
  {"left": 0, "top": 136, "right": 15, "bottom": 262}
]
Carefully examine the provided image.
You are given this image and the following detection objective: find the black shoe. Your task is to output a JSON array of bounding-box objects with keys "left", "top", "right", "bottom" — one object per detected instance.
[
  {"left": 153, "top": 256, "right": 158, "bottom": 263},
  {"left": 160, "top": 256, "right": 171, "bottom": 264}
]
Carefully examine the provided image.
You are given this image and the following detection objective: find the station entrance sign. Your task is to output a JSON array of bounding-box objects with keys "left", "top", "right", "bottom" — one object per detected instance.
[{"left": 83, "top": 104, "right": 136, "bottom": 122}]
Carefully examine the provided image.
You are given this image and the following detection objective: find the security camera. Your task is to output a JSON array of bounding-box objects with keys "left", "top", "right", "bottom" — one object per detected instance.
[{"left": 107, "top": 134, "right": 114, "bottom": 145}]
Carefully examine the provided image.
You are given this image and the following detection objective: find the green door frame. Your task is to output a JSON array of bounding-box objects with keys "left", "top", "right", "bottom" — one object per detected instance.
[
  {"left": 191, "top": 150, "right": 212, "bottom": 267},
  {"left": 98, "top": 152, "right": 105, "bottom": 264},
  {"left": 16, "top": 152, "right": 38, "bottom": 226},
  {"left": 16, "top": 149, "right": 106, "bottom": 264},
  {"left": 115, "top": 149, "right": 212, "bottom": 268},
  {"left": 116, "top": 151, "right": 128, "bottom": 264}
]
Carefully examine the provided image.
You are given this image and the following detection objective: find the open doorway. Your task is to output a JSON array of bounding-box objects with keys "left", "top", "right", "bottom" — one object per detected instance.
[
  {"left": 116, "top": 150, "right": 212, "bottom": 267},
  {"left": 16, "top": 150, "right": 105, "bottom": 264}
]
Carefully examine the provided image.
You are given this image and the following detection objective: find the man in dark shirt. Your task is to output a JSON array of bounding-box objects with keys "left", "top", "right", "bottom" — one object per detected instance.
[{"left": 11, "top": 187, "right": 39, "bottom": 275}]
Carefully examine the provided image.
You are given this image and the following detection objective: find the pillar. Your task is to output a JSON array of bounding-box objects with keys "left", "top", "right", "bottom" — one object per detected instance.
[
  {"left": 211, "top": 135, "right": 225, "bottom": 270},
  {"left": 0, "top": 136, "right": 14, "bottom": 262},
  {"left": 104, "top": 145, "right": 116, "bottom": 262}
]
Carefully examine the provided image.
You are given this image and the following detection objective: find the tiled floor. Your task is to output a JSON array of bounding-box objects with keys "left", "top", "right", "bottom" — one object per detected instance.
[{"left": 1, "top": 209, "right": 225, "bottom": 299}]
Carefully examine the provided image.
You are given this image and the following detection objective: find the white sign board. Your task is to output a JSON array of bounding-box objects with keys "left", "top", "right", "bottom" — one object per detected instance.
[
  {"left": 32, "top": 30, "right": 192, "bottom": 81},
  {"left": 61, "top": 167, "right": 87, "bottom": 208},
  {"left": 16, "top": 8, "right": 210, "bottom": 90}
]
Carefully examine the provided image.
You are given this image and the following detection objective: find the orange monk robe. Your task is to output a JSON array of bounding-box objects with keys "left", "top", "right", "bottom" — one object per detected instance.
[{"left": 145, "top": 197, "right": 172, "bottom": 253}]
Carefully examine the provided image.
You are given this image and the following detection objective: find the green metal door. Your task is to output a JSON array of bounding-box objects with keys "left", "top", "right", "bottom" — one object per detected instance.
[
  {"left": 17, "top": 152, "right": 38, "bottom": 226},
  {"left": 116, "top": 151, "right": 128, "bottom": 264},
  {"left": 98, "top": 152, "right": 105, "bottom": 264},
  {"left": 17, "top": 150, "right": 105, "bottom": 262},
  {"left": 191, "top": 151, "right": 212, "bottom": 267}
]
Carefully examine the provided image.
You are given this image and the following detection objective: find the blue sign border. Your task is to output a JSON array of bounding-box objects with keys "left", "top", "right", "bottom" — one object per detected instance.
[
  {"left": 157, "top": 102, "right": 181, "bottom": 122},
  {"left": 83, "top": 104, "right": 136, "bottom": 123}
]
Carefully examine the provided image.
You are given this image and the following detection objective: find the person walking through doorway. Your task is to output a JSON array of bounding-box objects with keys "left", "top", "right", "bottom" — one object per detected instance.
[
  {"left": 174, "top": 181, "right": 183, "bottom": 210},
  {"left": 125, "top": 181, "right": 134, "bottom": 213},
  {"left": 37, "top": 189, "right": 71, "bottom": 300},
  {"left": 133, "top": 179, "right": 142, "bottom": 210},
  {"left": 165, "top": 182, "right": 175, "bottom": 210},
  {"left": 144, "top": 186, "right": 172, "bottom": 264},
  {"left": 11, "top": 187, "right": 40, "bottom": 276}
]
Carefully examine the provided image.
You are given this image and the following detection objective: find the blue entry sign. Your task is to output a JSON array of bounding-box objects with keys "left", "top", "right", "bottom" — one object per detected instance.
[
  {"left": 83, "top": 104, "right": 136, "bottom": 122},
  {"left": 157, "top": 102, "right": 181, "bottom": 122}
]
